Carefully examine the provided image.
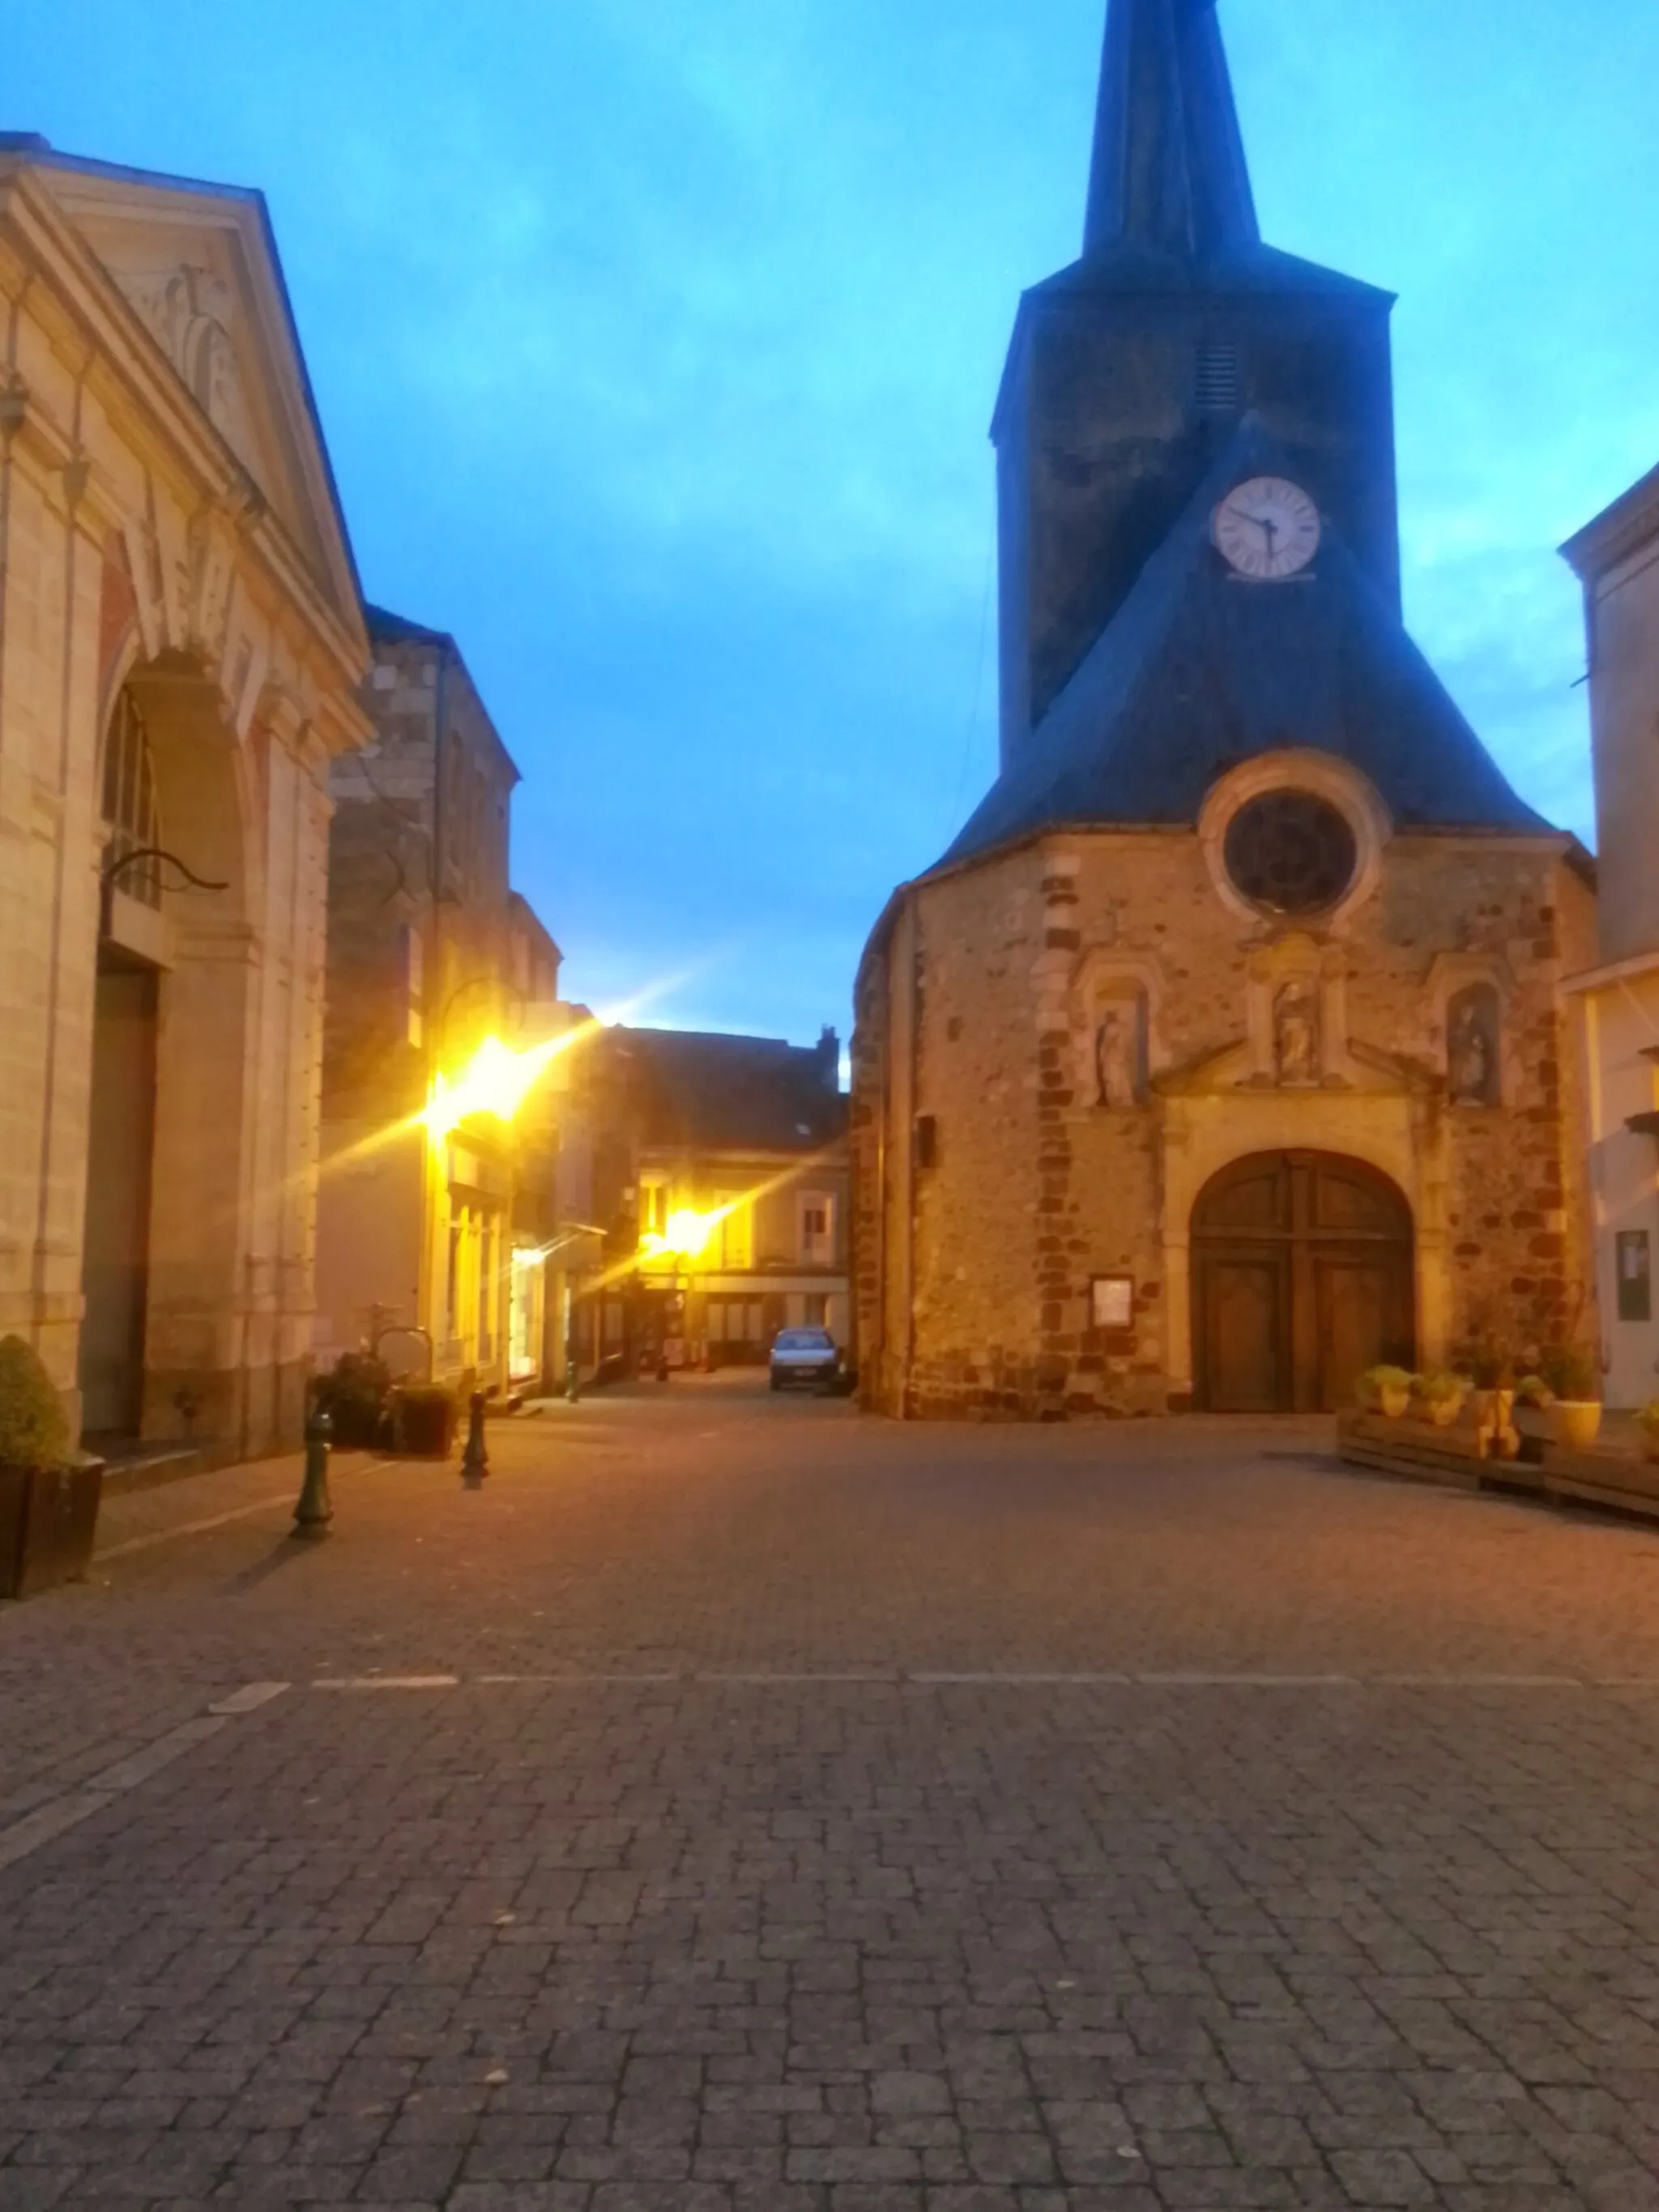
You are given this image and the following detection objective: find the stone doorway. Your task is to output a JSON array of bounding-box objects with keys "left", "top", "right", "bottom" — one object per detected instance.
[{"left": 1192, "top": 1152, "right": 1415, "bottom": 1413}]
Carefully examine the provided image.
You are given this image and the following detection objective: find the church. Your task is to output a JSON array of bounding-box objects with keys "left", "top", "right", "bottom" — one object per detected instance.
[{"left": 850, "top": 0, "right": 1597, "bottom": 1419}]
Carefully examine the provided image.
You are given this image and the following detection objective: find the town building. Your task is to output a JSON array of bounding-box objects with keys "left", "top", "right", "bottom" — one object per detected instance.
[
  {"left": 313, "top": 605, "right": 570, "bottom": 1398},
  {"left": 586, "top": 1027, "right": 849, "bottom": 1375},
  {"left": 851, "top": 0, "right": 1597, "bottom": 1420},
  {"left": 0, "top": 136, "right": 371, "bottom": 1458},
  {"left": 1563, "top": 466, "right": 1659, "bottom": 1409}
]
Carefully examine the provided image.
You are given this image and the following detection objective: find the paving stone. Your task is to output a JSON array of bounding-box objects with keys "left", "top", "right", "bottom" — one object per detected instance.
[{"left": 1, "top": 1397, "right": 1658, "bottom": 2210}]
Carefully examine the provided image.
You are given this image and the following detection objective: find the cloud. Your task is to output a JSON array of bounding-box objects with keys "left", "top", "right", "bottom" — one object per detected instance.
[{"left": 13, "top": 0, "right": 1659, "bottom": 1040}]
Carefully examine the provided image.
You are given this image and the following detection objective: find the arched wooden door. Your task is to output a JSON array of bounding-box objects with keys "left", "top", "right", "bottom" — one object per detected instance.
[{"left": 1192, "top": 1153, "right": 1415, "bottom": 1413}]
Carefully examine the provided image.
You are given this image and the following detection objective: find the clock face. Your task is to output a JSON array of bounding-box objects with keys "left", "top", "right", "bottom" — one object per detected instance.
[{"left": 1211, "top": 477, "right": 1322, "bottom": 581}]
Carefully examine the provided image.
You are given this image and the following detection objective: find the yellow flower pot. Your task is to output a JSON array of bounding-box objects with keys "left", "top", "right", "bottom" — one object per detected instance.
[{"left": 1550, "top": 1402, "right": 1603, "bottom": 1451}]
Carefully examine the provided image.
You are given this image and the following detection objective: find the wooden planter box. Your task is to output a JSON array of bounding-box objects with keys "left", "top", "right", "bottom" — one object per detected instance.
[
  {"left": 1541, "top": 1443, "right": 1659, "bottom": 1524},
  {"left": 1336, "top": 1410, "right": 1486, "bottom": 1489},
  {"left": 1337, "top": 1412, "right": 1659, "bottom": 1528},
  {"left": 0, "top": 1459, "right": 104, "bottom": 1600},
  {"left": 390, "top": 1388, "right": 457, "bottom": 1461}
]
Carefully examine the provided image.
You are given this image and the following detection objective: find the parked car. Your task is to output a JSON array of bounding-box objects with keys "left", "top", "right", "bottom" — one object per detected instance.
[{"left": 770, "top": 1328, "right": 842, "bottom": 1394}]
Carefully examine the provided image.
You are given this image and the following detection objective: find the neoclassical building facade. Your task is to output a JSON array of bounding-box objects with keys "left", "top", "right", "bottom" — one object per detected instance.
[
  {"left": 851, "top": 0, "right": 1597, "bottom": 1419},
  {"left": 0, "top": 136, "right": 369, "bottom": 1455}
]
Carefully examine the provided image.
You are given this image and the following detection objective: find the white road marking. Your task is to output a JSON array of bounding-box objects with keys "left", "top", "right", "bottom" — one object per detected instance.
[
  {"left": 96, "top": 1496, "right": 296, "bottom": 1560},
  {"left": 0, "top": 1707, "right": 252, "bottom": 1873},
  {"left": 313, "top": 1676, "right": 460, "bottom": 1691},
  {"left": 208, "top": 1681, "right": 291, "bottom": 1715},
  {"left": 1376, "top": 1674, "right": 1586, "bottom": 1689},
  {"left": 95, "top": 1464, "right": 412, "bottom": 1564}
]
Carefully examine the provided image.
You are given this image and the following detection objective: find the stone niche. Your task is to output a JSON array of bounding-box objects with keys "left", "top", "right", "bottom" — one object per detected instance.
[{"left": 1071, "top": 950, "right": 1163, "bottom": 1110}]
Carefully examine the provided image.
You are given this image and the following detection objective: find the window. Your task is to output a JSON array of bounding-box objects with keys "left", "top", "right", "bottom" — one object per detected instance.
[
  {"left": 1196, "top": 343, "right": 1240, "bottom": 416},
  {"left": 640, "top": 1181, "right": 668, "bottom": 1239},
  {"left": 799, "top": 1195, "right": 834, "bottom": 1265},
  {"left": 1223, "top": 791, "right": 1358, "bottom": 917},
  {"left": 804, "top": 1294, "right": 830, "bottom": 1328},
  {"left": 478, "top": 1217, "right": 495, "bottom": 1354},
  {"left": 719, "top": 1201, "right": 753, "bottom": 1272},
  {"left": 446, "top": 1221, "right": 462, "bottom": 1339},
  {"left": 101, "top": 688, "right": 163, "bottom": 910},
  {"left": 1617, "top": 1231, "right": 1653, "bottom": 1324}
]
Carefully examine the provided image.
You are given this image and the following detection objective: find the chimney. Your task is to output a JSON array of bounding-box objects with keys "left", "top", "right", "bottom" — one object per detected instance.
[{"left": 816, "top": 1025, "right": 841, "bottom": 1093}]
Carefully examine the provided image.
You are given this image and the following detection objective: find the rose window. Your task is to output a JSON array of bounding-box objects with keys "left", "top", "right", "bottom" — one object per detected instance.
[{"left": 1223, "top": 791, "right": 1358, "bottom": 916}]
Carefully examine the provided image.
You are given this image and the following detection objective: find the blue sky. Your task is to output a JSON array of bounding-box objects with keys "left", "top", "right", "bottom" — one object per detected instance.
[{"left": 14, "top": 0, "right": 1659, "bottom": 1046}]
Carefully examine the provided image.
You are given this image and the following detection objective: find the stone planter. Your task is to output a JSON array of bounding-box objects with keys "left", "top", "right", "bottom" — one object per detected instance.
[
  {"left": 0, "top": 1458, "right": 104, "bottom": 1600},
  {"left": 1550, "top": 1401, "right": 1604, "bottom": 1452}
]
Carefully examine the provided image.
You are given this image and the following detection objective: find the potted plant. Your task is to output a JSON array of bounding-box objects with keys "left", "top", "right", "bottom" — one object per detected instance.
[
  {"left": 1538, "top": 1345, "right": 1603, "bottom": 1451},
  {"left": 1359, "top": 1366, "right": 1414, "bottom": 1419},
  {"left": 312, "top": 1353, "right": 392, "bottom": 1449},
  {"left": 1411, "top": 1370, "right": 1469, "bottom": 1430},
  {"left": 391, "top": 1383, "right": 458, "bottom": 1460},
  {"left": 0, "top": 1336, "right": 103, "bottom": 1602}
]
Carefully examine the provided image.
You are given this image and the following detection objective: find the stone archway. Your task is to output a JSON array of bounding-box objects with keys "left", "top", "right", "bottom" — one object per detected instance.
[
  {"left": 1192, "top": 1152, "right": 1416, "bottom": 1413},
  {"left": 80, "top": 655, "right": 257, "bottom": 1447}
]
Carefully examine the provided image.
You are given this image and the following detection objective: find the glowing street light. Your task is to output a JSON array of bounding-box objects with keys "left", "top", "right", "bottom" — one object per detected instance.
[{"left": 421, "top": 1032, "right": 567, "bottom": 1148}]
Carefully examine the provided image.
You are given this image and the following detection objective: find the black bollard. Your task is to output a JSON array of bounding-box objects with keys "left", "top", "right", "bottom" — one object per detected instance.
[
  {"left": 293, "top": 1408, "right": 335, "bottom": 1538},
  {"left": 461, "top": 1390, "right": 490, "bottom": 1487}
]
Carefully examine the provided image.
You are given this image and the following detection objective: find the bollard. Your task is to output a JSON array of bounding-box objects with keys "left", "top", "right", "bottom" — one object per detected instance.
[
  {"left": 293, "top": 1407, "right": 335, "bottom": 1538},
  {"left": 461, "top": 1390, "right": 490, "bottom": 1486}
]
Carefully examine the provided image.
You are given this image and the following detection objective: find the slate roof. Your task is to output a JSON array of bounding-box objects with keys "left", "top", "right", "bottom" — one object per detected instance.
[
  {"left": 608, "top": 1029, "right": 847, "bottom": 1157},
  {"left": 943, "top": 419, "right": 1547, "bottom": 869},
  {"left": 1066, "top": 0, "right": 1385, "bottom": 303}
]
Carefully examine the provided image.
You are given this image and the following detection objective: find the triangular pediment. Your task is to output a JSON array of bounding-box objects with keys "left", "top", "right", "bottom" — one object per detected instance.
[{"left": 31, "top": 151, "right": 360, "bottom": 629}]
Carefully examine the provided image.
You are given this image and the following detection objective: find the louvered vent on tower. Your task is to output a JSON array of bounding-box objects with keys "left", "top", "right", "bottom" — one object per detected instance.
[{"left": 1196, "top": 343, "right": 1240, "bottom": 415}]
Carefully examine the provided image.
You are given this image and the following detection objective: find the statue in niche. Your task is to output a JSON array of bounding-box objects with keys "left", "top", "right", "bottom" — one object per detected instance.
[
  {"left": 1448, "top": 991, "right": 1499, "bottom": 1106},
  {"left": 1274, "top": 980, "right": 1320, "bottom": 1086},
  {"left": 1094, "top": 1006, "right": 1137, "bottom": 1108}
]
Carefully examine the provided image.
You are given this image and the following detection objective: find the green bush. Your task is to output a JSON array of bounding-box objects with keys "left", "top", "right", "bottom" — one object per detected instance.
[
  {"left": 0, "top": 1336, "right": 71, "bottom": 1470},
  {"left": 1413, "top": 1369, "right": 1467, "bottom": 1408},
  {"left": 1539, "top": 1345, "right": 1601, "bottom": 1403},
  {"left": 312, "top": 1353, "right": 391, "bottom": 1449}
]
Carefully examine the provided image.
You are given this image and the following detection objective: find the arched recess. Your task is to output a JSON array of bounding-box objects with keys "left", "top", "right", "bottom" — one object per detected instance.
[
  {"left": 1191, "top": 1151, "right": 1416, "bottom": 1414},
  {"left": 79, "top": 653, "right": 254, "bottom": 1443}
]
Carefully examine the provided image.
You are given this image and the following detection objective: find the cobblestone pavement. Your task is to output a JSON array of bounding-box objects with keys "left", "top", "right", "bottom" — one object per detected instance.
[{"left": 1, "top": 1384, "right": 1657, "bottom": 2209}]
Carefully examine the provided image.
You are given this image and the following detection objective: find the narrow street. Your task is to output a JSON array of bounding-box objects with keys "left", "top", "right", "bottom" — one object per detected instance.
[{"left": 2, "top": 1387, "right": 1657, "bottom": 2209}]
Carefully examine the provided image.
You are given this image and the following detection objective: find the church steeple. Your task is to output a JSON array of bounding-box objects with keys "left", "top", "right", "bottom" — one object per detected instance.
[{"left": 1085, "top": 0, "right": 1259, "bottom": 262}]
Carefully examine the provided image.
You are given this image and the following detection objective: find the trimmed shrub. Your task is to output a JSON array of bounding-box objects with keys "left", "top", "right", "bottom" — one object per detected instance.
[
  {"left": 313, "top": 1353, "right": 392, "bottom": 1449},
  {"left": 1539, "top": 1345, "right": 1601, "bottom": 1404},
  {"left": 0, "top": 1336, "right": 70, "bottom": 1471}
]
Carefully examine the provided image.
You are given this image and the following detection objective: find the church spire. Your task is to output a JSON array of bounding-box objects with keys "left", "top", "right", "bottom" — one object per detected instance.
[{"left": 1084, "top": 0, "right": 1260, "bottom": 263}]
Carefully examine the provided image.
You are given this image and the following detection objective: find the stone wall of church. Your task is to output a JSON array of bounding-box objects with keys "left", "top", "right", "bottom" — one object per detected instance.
[{"left": 853, "top": 828, "right": 1597, "bottom": 1420}]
